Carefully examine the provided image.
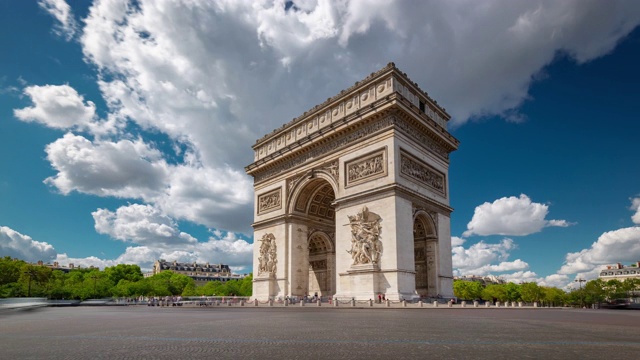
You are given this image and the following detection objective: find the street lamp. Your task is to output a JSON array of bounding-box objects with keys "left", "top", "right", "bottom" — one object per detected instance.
[
  {"left": 24, "top": 269, "right": 38, "bottom": 297},
  {"left": 575, "top": 278, "right": 586, "bottom": 308}
]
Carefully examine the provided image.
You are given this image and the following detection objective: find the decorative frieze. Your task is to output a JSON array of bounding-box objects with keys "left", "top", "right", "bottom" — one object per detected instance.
[
  {"left": 345, "top": 148, "right": 387, "bottom": 187},
  {"left": 252, "top": 114, "right": 451, "bottom": 183},
  {"left": 400, "top": 151, "right": 446, "bottom": 197},
  {"left": 257, "top": 188, "right": 282, "bottom": 215},
  {"left": 257, "top": 233, "right": 277, "bottom": 276},
  {"left": 346, "top": 206, "right": 383, "bottom": 266},
  {"left": 254, "top": 115, "right": 395, "bottom": 183}
]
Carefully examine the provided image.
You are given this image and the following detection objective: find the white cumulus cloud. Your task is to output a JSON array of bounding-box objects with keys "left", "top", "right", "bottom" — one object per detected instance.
[
  {"left": 557, "top": 226, "right": 640, "bottom": 276},
  {"left": 92, "top": 204, "right": 197, "bottom": 247},
  {"left": 452, "top": 238, "right": 530, "bottom": 276},
  {"left": 0, "top": 226, "right": 57, "bottom": 262},
  {"left": 38, "top": 0, "right": 77, "bottom": 40},
  {"left": 14, "top": 85, "right": 97, "bottom": 130},
  {"left": 630, "top": 197, "right": 640, "bottom": 225},
  {"left": 463, "top": 194, "right": 571, "bottom": 237}
]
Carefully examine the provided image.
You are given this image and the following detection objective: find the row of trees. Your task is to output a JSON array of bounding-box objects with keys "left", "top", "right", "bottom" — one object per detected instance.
[
  {"left": 453, "top": 278, "right": 639, "bottom": 307},
  {"left": 0, "top": 256, "right": 252, "bottom": 300}
]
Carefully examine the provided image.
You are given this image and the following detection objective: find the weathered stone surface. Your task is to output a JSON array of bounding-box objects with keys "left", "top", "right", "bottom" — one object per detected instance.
[{"left": 247, "top": 64, "right": 459, "bottom": 300}]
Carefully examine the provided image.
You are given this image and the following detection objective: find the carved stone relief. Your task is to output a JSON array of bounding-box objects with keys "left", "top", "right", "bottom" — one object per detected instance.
[
  {"left": 257, "top": 233, "right": 277, "bottom": 276},
  {"left": 401, "top": 151, "right": 446, "bottom": 196},
  {"left": 252, "top": 114, "right": 450, "bottom": 183},
  {"left": 257, "top": 188, "right": 282, "bottom": 215},
  {"left": 319, "top": 160, "right": 339, "bottom": 183},
  {"left": 346, "top": 206, "right": 383, "bottom": 266},
  {"left": 309, "top": 260, "right": 327, "bottom": 270},
  {"left": 345, "top": 148, "right": 387, "bottom": 187}
]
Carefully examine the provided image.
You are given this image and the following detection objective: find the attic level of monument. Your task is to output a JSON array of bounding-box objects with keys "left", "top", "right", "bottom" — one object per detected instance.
[
  {"left": 245, "top": 63, "right": 459, "bottom": 184},
  {"left": 246, "top": 63, "right": 459, "bottom": 301}
]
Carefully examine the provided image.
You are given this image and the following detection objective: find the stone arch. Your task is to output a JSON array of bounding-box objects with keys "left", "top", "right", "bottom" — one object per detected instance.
[
  {"left": 287, "top": 177, "right": 337, "bottom": 297},
  {"left": 413, "top": 211, "right": 438, "bottom": 297},
  {"left": 307, "top": 230, "right": 335, "bottom": 296},
  {"left": 287, "top": 172, "right": 338, "bottom": 216}
]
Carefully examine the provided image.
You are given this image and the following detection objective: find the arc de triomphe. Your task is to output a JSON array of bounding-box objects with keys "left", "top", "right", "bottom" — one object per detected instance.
[{"left": 245, "top": 63, "right": 459, "bottom": 301}]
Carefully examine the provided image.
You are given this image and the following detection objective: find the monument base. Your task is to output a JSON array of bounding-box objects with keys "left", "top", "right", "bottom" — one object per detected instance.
[
  {"left": 334, "top": 264, "right": 381, "bottom": 301},
  {"left": 252, "top": 274, "right": 280, "bottom": 300}
]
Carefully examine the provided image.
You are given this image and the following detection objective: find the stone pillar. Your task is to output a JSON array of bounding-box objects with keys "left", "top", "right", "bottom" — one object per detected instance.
[
  {"left": 496, "top": 301, "right": 500, "bottom": 307},
  {"left": 369, "top": 299, "right": 373, "bottom": 307},
  {"left": 461, "top": 301, "right": 466, "bottom": 308},
  {"left": 334, "top": 298, "right": 339, "bottom": 307},
  {"left": 317, "top": 299, "right": 321, "bottom": 307},
  {"left": 300, "top": 299, "right": 305, "bottom": 307},
  {"left": 284, "top": 299, "right": 288, "bottom": 307},
  {"left": 241, "top": 300, "right": 245, "bottom": 307},
  {"left": 419, "top": 301, "right": 423, "bottom": 307},
  {"left": 268, "top": 299, "right": 273, "bottom": 307},
  {"left": 473, "top": 301, "right": 478, "bottom": 308},
  {"left": 351, "top": 298, "right": 356, "bottom": 307},
  {"left": 386, "top": 299, "right": 390, "bottom": 307},
  {"left": 518, "top": 301, "right": 523, "bottom": 307},
  {"left": 485, "top": 301, "right": 490, "bottom": 308},
  {"left": 533, "top": 302, "right": 538, "bottom": 308},
  {"left": 433, "top": 301, "right": 438, "bottom": 307}
]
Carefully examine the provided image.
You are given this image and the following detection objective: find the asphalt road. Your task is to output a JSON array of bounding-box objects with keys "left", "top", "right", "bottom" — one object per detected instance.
[{"left": 1, "top": 306, "right": 638, "bottom": 359}]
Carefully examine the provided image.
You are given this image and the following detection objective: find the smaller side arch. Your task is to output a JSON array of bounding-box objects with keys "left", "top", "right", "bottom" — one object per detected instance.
[{"left": 413, "top": 210, "right": 437, "bottom": 238}]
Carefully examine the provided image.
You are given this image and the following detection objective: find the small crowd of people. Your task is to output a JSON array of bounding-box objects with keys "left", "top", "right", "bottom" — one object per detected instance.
[{"left": 147, "top": 295, "right": 183, "bottom": 306}]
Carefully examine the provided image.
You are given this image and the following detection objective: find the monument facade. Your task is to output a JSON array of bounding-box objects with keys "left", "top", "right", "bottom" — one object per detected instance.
[{"left": 245, "top": 63, "right": 459, "bottom": 300}]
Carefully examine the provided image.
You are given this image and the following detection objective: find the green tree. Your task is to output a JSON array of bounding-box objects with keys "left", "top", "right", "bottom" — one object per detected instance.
[
  {"left": 104, "top": 264, "right": 143, "bottom": 285},
  {"left": 238, "top": 274, "right": 253, "bottom": 296},
  {"left": 603, "top": 279, "right": 626, "bottom": 301},
  {"left": 0, "top": 257, "right": 25, "bottom": 285},
  {"left": 542, "top": 287, "right": 566, "bottom": 307},
  {"left": 504, "top": 282, "right": 521, "bottom": 302},
  {"left": 18, "top": 263, "right": 52, "bottom": 297},
  {"left": 482, "top": 284, "right": 507, "bottom": 302},
  {"left": 583, "top": 279, "right": 606, "bottom": 305},
  {"left": 453, "top": 280, "right": 483, "bottom": 300},
  {"left": 519, "top": 282, "right": 543, "bottom": 303}
]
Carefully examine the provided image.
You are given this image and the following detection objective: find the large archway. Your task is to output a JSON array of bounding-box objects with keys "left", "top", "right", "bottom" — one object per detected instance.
[
  {"left": 414, "top": 213, "right": 438, "bottom": 297},
  {"left": 290, "top": 178, "right": 336, "bottom": 297}
]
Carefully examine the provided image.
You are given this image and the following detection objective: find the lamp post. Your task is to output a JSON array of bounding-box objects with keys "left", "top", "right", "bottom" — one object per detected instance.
[
  {"left": 575, "top": 278, "right": 586, "bottom": 308},
  {"left": 24, "top": 269, "right": 38, "bottom": 297}
]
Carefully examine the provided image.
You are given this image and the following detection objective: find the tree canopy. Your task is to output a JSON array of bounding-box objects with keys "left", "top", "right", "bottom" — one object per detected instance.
[{"left": 0, "top": 256, "right": 252, "bottom": 300}]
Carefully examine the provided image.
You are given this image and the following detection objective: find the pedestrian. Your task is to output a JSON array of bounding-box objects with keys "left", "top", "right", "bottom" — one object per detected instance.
[{"left": 378, "top": 293, "right": 382, "bottom": 303}]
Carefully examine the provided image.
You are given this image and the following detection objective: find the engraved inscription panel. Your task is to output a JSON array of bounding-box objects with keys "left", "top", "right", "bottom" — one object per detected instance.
[
  {"left": 345, "top": 148, "right": 387, "bottom": 187},
  {"left": 257, "top": 188, "right": 282, "bottom": 215}
]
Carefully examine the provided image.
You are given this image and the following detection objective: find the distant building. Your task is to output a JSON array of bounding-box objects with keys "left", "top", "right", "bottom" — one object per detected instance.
[
  {"left": 454, "top": 274, "right": 506, "bottom": 286},
  {"left": 599, "top": 261, "right": 640, "bottom": 282},
  {"left": 152, "top": 260, "right": 246, "bottom": 285},
  {"left": 33, "top": 260, "right": 93, "bottom": 273}
]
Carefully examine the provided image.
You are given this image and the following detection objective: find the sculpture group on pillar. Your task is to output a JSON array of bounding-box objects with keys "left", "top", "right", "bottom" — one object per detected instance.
[
  {"left": 258, "top": 233, "right": 277, "bottom": 276},
  {"left": 346, "top": 206, "right": 383, "bottom": 266}
]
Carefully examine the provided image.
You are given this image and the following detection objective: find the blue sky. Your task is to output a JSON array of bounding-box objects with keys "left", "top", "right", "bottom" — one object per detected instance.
[{"left": 1, "top": 0, "right": 639, "bottom": 287}]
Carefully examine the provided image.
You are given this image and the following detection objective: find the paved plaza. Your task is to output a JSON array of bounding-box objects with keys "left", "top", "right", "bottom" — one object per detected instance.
[{"left": 1, "top": 306, "right": 639, "bottom": 359}]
